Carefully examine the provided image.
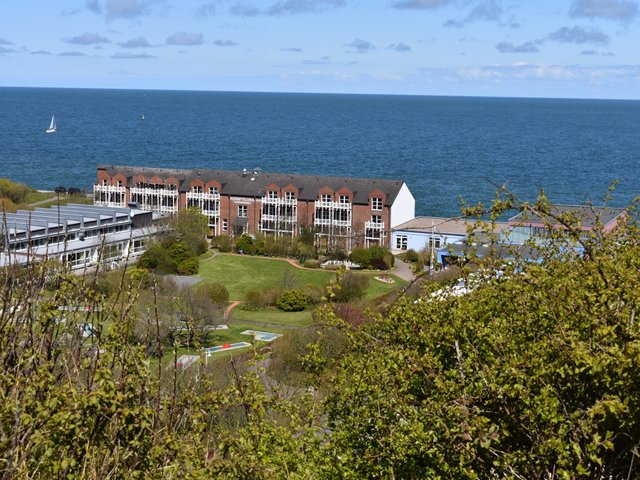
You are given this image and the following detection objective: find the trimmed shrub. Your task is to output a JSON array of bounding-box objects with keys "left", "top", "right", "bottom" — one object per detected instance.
[
  {"left": 349, "top": 248, "right": 371, "bottom": 268},
  {"left": 276, "top": 289, "right": 308, "bottom": 312},
  {"left": 303, "top": 259, "right": 321, "bottom": 269}
]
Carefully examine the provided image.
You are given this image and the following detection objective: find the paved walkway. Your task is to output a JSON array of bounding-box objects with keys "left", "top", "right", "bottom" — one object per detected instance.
[{"left": 392, "top": 257, "right": 414, "bottom": 282}]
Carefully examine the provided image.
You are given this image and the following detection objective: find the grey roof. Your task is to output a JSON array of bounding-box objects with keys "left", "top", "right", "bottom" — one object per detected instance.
[
  {"left": 98, "top": 165, "right": 407, "bottom": 206},
  {"left": 509, "top": 205, "right": 626, "bottom": 229},
  {"left": 2, "top": 204, "right": 132, "bottom": 235},
  {"left": 394, "top": 216, "right": 510, "bottom": 236}
]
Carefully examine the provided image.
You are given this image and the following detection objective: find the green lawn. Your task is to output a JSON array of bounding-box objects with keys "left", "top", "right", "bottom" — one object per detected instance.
[
  {"left": 198, "top": 253, "right": 406, "bottom": 301},
  {"left": 230, "top": 307, "right": 313, "bottom": 327},
  {"left": 199, "top": 254, "right": 334, "bottom": 300}
]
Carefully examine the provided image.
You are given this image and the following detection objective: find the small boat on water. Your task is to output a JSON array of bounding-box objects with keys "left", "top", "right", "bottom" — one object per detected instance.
[{"left": 46, "top": 115, "right": 56, "bottom": 134}]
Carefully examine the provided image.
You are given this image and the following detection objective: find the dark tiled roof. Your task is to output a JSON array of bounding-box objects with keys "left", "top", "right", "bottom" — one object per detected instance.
[
  {"left": 508, "top": 205, "right": 626, "bottom": 229},
  {"left": 98, "top": 165, "right": 407, "bottom": 205}
]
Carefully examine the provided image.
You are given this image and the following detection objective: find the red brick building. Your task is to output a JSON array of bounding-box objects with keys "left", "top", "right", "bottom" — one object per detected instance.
[{"left": 94, "top": 165, "right": 415, "bottom": 250}]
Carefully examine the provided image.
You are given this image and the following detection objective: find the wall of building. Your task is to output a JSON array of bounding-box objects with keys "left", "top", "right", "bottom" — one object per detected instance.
[{"left": 390, "top": 183, "right": 415, "bottom": 228}]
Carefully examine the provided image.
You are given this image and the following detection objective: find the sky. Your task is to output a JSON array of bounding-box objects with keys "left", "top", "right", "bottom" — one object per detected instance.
[{"left": 1, "top": 0, "right": 639, "bottom": 99}]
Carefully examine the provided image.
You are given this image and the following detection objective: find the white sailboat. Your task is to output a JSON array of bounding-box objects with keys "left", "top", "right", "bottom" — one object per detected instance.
[{"left": 46, "top": 115, "right": 56, "bottom": 134}]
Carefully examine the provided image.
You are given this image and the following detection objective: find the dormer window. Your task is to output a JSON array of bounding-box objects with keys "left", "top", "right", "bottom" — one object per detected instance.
[
  {"left": 320, "top": 194, "right": 331, "bottom": 203},
  {"left": 371, "top": 197, "right": 383, "bottom": 211},
  {"left": 193, "top": 185, "right": 202, "bottom": 193},
  {"left": 117, "top": 180, "right": 123, "bottom": 187},
  {"left": 102, "top": 179, "right": 107, "bottom": 186},
  {"left": 285, "top": 191, "right": 295, "bottom": 201},
  {"left": 268, "top": 190, "right": 278, "bottom": 199},
  {"left": 339, "top": 195, "right": 350, "bottom": 204},
  {"left": 209, "top": 186, "right": 218, "bottom": 195}
]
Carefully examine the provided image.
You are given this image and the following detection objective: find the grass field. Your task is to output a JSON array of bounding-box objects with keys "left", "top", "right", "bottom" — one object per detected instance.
[
  {"left": 198, "top": 253, "right": 406, "bottom": 301},
  {"left": 230, "top": 307, "right": 313, "bottom": 327},
  {"left": 199, "top": 254, "right": 334, "bottom": 300}
]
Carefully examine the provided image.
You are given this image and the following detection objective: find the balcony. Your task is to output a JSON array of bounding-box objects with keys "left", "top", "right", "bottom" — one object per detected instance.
[{"left": 262, "top": 195, "right": 297, "bottom": 207}]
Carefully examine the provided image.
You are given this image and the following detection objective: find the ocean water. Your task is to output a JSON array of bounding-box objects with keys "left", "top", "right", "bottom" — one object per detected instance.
[{"left": 0, "top": 87, "right": 638, "bottom": 217}]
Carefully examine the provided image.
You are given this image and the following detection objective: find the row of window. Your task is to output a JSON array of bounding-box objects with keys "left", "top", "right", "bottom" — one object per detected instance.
[
  {"left": 6, "top": 224, "right": 131, "bottom": 252},
  {"left": 394, "top": 235, "right": 442, "bottom": 251}
]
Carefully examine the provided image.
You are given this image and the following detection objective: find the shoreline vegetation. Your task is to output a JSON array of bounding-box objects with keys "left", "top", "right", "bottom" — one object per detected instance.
[{"left": 1, "top": 178, "right": 639, "bottom": 478}]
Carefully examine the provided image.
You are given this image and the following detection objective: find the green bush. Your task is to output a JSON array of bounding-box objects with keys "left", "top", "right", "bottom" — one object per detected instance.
[
  {"left": 236, "top": 234, "right": 255, "bottom": 255},
  {"left": 177, "top": 257, "right": 198, "bottom": 275},
  {"left": 403, "top": 249, "right": 419, "bottom": 263},
  {"left": 276, "top": 289, "right": 309, "bottom": 312},
  {"left": 303, "top": 259, "right": 321, "bottom": 269},
  {"left": 211, "top": 235, "right": 233, "bottom": 252},
  {"left": 197, "top": 282, "right": 229, "bottom": 306},
  {"left": 168, "top": 242, "right": 190, "bottom": 264},
  {"left": 137, "top": 244, "right": 177, "bottom": 274},
  {"left": 349, "top": 246, "right": 393, "bottom": 270}
]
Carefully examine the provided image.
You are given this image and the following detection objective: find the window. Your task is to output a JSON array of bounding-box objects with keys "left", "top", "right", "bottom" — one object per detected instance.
[
  {"left": 372, "top": 215, "right": 383, "bottom": 224},
  {"left": 222, "top": 219, "right": 228, "bottom": 232},
  {"left": 371, "top": 197, "right": 383, "bottom": 211},
  {"left": 339, "top": 195, "right": 350, "bottom": 204},
  {"left": 268, "top": 190, "right": 278, "bottom": 199},
  {"left": 117, "top": 180, "right": 123, "bottom": 187},
  {"left": 102, "top": 179, "right": 107, "bottom": 186},
  {"left": 285, "top": 191, "right": 295, "bottom": 201},
  {"left": 238, "top": 205, "right": 248, "bottom": 218},
  {"left": 320, "top": 194, "right": 331, "bottom": 203},
  {"left": 209, "top": 186, "right": 218, "bottom": 195},
  {"left": 396, "top": 235, "right": 408, "bottom": 250},
  {"left": 193, "top": 185, "right": 202, "bottom": 193}
]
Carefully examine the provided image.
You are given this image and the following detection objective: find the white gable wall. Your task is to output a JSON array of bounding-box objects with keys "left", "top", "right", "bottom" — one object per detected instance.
[{"left": 390, "top": 182, "right": 415, "bottom": 228}]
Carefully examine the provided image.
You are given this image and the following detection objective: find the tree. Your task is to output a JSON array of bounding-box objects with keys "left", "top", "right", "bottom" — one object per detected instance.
[
  {"left": 320, "top": 193, "right": 640, "bottom": 479},
  {"left": 171, "top": 207, "right": 209, "bottom": 257}
]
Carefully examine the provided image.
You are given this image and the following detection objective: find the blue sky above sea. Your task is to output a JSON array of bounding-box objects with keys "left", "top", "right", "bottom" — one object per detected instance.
[{"left": 1, "top": 0, "right": 639, "bottom": 99}]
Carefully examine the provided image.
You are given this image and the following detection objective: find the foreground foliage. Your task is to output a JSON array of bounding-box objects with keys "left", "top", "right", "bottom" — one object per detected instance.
[{"left": 1, "top": 191, "right": 639, "bottom": 479}]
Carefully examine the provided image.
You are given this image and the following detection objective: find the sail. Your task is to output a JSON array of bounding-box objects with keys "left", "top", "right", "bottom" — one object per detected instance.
[{"left": 46, "top": 115, "right": 56, "bottom": 133}]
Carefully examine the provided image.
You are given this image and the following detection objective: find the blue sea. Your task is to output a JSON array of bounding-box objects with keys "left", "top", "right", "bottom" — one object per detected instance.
[{"left": 1, "top": 87, "right": 638, "bottom": 217}]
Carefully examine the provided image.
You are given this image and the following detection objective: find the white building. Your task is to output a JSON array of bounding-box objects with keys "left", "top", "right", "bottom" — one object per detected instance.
[{"left": 1, "top": 204, "right": 157, "bottom": 271}]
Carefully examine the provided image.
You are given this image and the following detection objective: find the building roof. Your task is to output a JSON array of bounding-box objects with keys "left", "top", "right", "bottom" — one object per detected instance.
[
  {"left": 1, "top": 204, "right": 133, "bottom": 237},
  {"left": 508, "top": 205, "right": 626, "bottom": 230},
  {"left": 393, "top": 216, "right": 510, "bottom": 236},
  {"left": 97, "top": 165, "right": 407, "bottom": 206}
]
